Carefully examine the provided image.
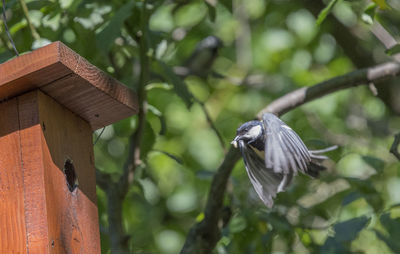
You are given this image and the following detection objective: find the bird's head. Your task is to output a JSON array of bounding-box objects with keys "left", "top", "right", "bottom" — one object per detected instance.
[{"left": 231, "top": 121, "right": 263, "bottom": 148}]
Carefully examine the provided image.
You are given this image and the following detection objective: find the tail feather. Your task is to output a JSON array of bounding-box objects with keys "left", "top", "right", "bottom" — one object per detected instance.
[
  {"left": 310, "top": 154, "right": 329, "bottom": 161},
  {"left": 306, "top": 161, "right": 326, "bottom": 178},
  {"left": 306, "top": 145, "right": 337, "bottom": 177},
  {"left": 310, "top": 145, "right": 338, "bottom": 154}
]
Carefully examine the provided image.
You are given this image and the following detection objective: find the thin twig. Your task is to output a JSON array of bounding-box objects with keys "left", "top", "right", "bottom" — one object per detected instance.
[
  {"left": 18, "top": 0, "right": 40, "bottom": 40},
  {"left": 1, "top": 0, "right": 19, "bottom": 55},
  {"left": 368, "top": 82, "right": 378, "bottom": 96},
  {"left": 371, "top": 22, "right": 400, "bottom": 61},
  {"left": 194, "top": 97, "right": 226, "bottom": 150},
  {"left": 130, "top": 0, "right": 149, "bottom": 174},
  {"left": 390, "top": 133, "right": 400, "bottom": 161},
  {"left": 371, "top": 22, "right": 397, "bottom": 49},
  {"left": 93, "top": 126, "right": 106, "bottom": 145}
]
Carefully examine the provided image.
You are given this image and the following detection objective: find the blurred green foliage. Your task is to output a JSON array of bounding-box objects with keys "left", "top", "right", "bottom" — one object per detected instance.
[{"left": 1, "top": 0, "right": 400, "bottom": 253}]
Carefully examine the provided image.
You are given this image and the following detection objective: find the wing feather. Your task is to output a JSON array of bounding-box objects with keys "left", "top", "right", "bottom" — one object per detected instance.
[
  {"left": 239, "top": 140, "right": 285, "bottom": 208},
  {"left": 262, "top": 113, "right": 311, "bottom": 175},
  {"left": 280, "top": 129, "right": 308, "bottom": 173}
]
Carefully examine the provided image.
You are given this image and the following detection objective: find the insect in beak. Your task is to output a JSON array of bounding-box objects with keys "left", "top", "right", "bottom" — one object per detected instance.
[{"left": 231, "top": 136, "right": 240, "bottom": 148}]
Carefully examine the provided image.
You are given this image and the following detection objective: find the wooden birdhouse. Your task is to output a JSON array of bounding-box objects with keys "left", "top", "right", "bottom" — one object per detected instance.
[{"left": 0, "top": 42, "right": 138, "bottom": 253}]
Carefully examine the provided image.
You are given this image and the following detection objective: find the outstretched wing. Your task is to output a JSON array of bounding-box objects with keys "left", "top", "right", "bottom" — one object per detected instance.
[
  {"left": 262, "top": 113, "right": 311, "bottom": 175},
  {"left": 238, "top": 140, "right": 287, "bottom": 208}
]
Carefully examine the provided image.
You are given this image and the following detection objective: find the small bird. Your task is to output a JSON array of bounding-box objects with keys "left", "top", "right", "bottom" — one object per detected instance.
[
  {"left": 174, "top": 36, "right": 223, "bottom": 77},
  {"left": 231, "top": 113, "right": 337, "bottom": 207}
]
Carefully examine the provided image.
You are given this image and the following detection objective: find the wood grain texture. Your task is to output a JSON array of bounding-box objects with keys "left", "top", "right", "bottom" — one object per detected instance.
[
  {"left": 0, "top": 90, "right": 101, "bottom": 253},
  {"left": 17, "top": 90, "right": 101, "bottom": 253},
  {"left": 0, "top": 41, "right": 138, "bottom": 130},
  {"left": 37, "top": 90, "right": 101, "bottom": 253},
  {"left": 18, "top": 92, "right": 50, "bottom": 253},
  {"left": 0, "top": 98, "right": 27, "bottom": 254}
]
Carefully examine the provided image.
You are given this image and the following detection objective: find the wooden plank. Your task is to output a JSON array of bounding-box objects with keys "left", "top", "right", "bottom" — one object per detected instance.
[
  {"left": 0, "top": 43, "right": 71, "bottom": 102},
  {"left": 0, "top": 98, "right": 27, "bottom": 253},
  {"left": 18, "top": 92, "right": 49, "bottom": 253},
  {"left": 0, "top": 41, "right": 138, "bottom": 130},
  {"left": 40, "top": 69, "right": 134, "bottom": 130},
  {"left": 37, "top": 90, "right": 101, "bottom": 253},
  {"left": 17, "top": 90, "right": 101, "bottom": 253}
]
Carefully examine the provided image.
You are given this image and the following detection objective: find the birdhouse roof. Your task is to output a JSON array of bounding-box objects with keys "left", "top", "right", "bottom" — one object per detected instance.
[{"left": 0, "top": 41, "right": 138, "bottom": 130}]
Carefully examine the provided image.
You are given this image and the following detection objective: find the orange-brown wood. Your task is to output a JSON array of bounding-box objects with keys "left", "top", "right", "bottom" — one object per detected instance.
[
  {"left": 0, "top": 41, "right": 138, "bottom": 130},
  {"left": 0, "top": 42, "right": 138, "bottom": 253},
  {"left": 18, "top": 93, "right": 49, "bottom": 253},
  {"left": 0, "top": 90, "right": 101, "bottom": 253},
  {"left": 0, "top": 98, "right": 27, "bottom": 254}
]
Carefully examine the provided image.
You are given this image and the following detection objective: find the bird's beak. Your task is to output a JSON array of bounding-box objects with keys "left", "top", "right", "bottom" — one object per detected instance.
[{"left": 231, "top": 136, "right": 240, "bottom": 148}]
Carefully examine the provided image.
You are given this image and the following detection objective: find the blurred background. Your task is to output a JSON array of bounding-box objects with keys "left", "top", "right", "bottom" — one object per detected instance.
[{"left": 1, "top": 0, "right": 400, "bottom": 253}]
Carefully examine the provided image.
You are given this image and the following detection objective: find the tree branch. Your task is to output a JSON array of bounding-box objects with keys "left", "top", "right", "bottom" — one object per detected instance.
[
  {"left": 180, "top": 147, "right": 241, "bottom": 254},
  {"left": 119, "top": 1, "right": 150, "bottom": 194},
  {"left": 302, "top": 0, "right": 400, "bottom": 115},
  {"left": 95, "top": 168, "right": 111, "bottom": 191},
  {"left": 390, "top": 133, "right": 400, "bottom": 161},
  {"left": 102, "top": 2, "right": 150, "bottom": 253},
  {"left": 258, "top": 61, "right": 400, "bottom": 118},
  {"left": 181, "top": 60, "right": 400, "bottom": 253}
]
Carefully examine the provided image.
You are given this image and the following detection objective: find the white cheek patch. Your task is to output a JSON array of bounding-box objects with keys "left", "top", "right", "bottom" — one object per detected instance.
[{"left": 247, "top": 125, "right": 262, "bottom": 138}]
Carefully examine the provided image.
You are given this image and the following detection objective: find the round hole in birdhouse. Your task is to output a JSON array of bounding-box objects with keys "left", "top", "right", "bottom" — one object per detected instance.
[{"left": 63, "top": 159, "right": 78, "bottom": 192}]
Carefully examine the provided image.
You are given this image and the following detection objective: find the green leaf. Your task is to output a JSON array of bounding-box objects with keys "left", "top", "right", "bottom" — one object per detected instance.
[
  {"left": 205, "top": 2, "right": 216, "bottom": 22},
  {"left": 153, "top": 61, "right": 193, "bottom": 108},
  {"left": 380, "top": 213, "right": 400, "bottom": 239},
  {"left": 334, "top": 216, "right": 370, "bottom": 243},
  {"left": 372, "top": 0, "right": 390, "bottom": 10},
  {"left": 219, "top": 0, "right": 232, "bottom": 12},
  {"left": 0, "top": 51, "right": 14, "bottom": 63},
  {"left": 307, "top": 189, "right": 352, "bottom": 220},
  {"left": 321, "top": 216, "right": 370, "bottom": 253},
  {"left": 96, "top": 1, "right": 135, "bottom": 52},
  {"left": 68, "top": 0, "right": 84, "bottom": 12},
  {"left": 385, "top": 44, "right": 400, "bottom": 56},
  {"left": 316, "top": 0, "right": 340, "bottom": 26},
  {"left": 374, "top": 213, "right": 400, "bottom": 252},
  {"left": 342, "top": 191, "right": 362, "bottom": 206},
  {"left": 261, "top": 231, "right": 274, "bottom": 253},
  {"left": 229, "top": 216, "right": 247, "bottom": 233},
  {"left": 147, "top": 104, "right": 167, "bottom": 135},
  {"left": 260, "top": 212, "right": 292, "bottom": 233},
  {"left": 113, "top": 118, "right": 133, "bottom": 137},
  {"left": 361, "top": 155, "right": 384, "bottom": 172},
  {"left": 362, "top": 3, "right": 377, "bottom": 25},
  {"left": 140, "top": 121, "right": 156, "bottom": 159},
  {"left": 320, "top": 238, "right": 349, "bottom": 254},
  {"left": 374, "top": 230, "right": 400, "bottom": 253},
  {"left": 345, "top": 178, "right": 383, "bottom": 212}
]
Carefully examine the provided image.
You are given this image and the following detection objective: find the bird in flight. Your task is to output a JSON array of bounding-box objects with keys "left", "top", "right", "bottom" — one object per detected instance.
[{"left": 231, "top": 113, "right": 337, "bottom": 207}]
